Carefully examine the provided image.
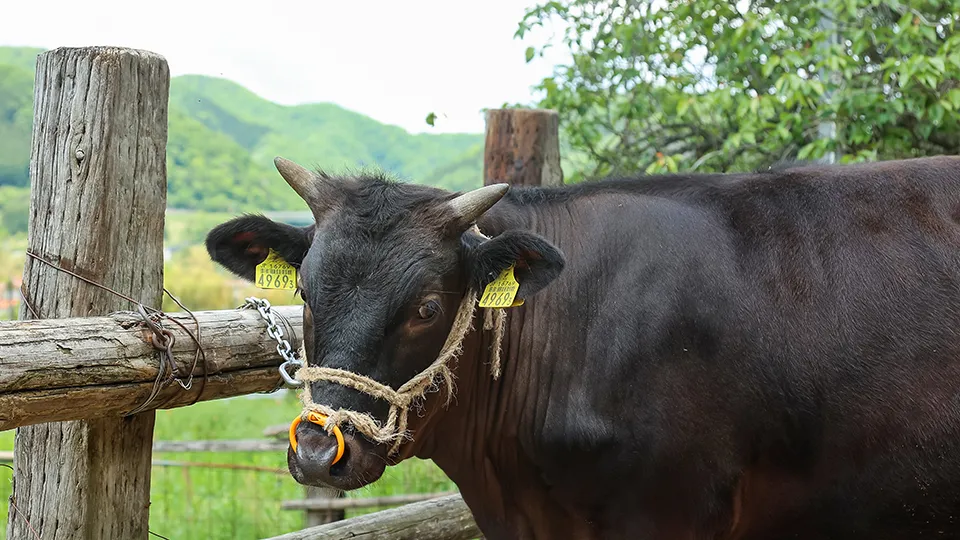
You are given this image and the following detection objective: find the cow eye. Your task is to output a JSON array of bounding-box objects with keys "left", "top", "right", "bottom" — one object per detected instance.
[{"left": 417, "top": 299, "right": 441, "bottom": 320}]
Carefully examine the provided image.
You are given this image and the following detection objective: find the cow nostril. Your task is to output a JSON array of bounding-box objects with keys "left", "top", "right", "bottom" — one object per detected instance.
[
  {"left": 290, "top": 412, "right": 345, "bottom": 465},
  {"left": 287, "top": 422, "right": 387, "bottom": 491},
  {"left": 329, "top": 442, "right": 351, "bottom": 477}
]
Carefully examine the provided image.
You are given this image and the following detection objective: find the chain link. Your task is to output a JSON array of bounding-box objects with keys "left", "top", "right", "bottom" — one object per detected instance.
[{"left": 242, "top": 296, "right": 304, "bottom": 387}]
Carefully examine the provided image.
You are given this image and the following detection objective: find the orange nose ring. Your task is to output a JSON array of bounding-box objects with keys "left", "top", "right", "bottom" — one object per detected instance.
[{"left": 289, "top": 411, "right": 345, "bottom": 465}]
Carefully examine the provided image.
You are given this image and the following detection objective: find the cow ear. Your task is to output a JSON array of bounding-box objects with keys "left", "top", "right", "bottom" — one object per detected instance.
[
  {"left": 205, "top": 214, "right": 314, "bottom": 282},
  {"left": 464, "top": 229, "right": 565, "bottom": 301}
]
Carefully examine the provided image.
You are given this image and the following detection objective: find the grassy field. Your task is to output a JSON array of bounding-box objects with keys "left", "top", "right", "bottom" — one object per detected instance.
[{"left": 0, "top": 392, "right": 457, "bottom": 539}]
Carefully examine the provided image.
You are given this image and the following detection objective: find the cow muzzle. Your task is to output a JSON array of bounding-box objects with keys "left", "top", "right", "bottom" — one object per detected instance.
[{"left": 287, "top": 413, "right": 386, "bottom": 490}]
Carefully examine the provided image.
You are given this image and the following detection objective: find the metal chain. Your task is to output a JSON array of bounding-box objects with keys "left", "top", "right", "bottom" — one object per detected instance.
[{"left": 242, "top": 297, "right": 304, "bottom": 387}]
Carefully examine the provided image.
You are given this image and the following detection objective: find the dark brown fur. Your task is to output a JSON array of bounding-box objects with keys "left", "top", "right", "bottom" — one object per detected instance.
[{"left": 208, "top": 156, "right": 960, "bottom": 539}]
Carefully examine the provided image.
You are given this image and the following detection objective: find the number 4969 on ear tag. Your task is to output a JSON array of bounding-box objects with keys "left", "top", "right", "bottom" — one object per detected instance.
[
  {"left": 255, "top": 249, "right": 297, "bottom": 291},
  {"left": 478, "top": 265, "right": 524, "bottom": 308}
]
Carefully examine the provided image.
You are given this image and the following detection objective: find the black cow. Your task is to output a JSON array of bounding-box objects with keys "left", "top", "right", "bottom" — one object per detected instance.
[{"left": 207, "top": 155, "right": 960, "bottom": 539}]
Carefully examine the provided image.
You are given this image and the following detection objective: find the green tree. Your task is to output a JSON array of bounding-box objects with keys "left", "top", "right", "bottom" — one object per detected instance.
[{"left": 518, "top": 0, "right": 960, "bottom": 180}]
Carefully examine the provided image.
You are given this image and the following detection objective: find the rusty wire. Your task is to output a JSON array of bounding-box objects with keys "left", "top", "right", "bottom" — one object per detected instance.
[
  {"left": 17, "top": 285, "right": 38, "bottom": 319},
  {"left": 23, "top": 250, "right": 209, "bottom": 415},
  {"left": 163, "top": 288, "right": 208, "bottom": 405}
]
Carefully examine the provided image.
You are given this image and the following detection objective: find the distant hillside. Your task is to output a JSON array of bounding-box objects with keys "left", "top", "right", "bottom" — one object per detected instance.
[
  {"left": 0, "top": 63, "right": 32, "bottom": 188},
  {"left": 0, "top": 46, "right": 484, "bottom": 215}
]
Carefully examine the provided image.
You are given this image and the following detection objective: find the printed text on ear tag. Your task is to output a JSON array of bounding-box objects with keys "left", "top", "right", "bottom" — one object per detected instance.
[
  {"left": 479, "top": 265, "right": 524, "bottom": 308},
  {"left": 255, "top": 249, "right": 297, "bottom": 291}
]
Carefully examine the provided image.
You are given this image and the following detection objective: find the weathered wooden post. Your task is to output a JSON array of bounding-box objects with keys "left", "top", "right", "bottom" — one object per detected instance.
[
  {"left": 483, "top": 108, "right": 563, "bottom": 187},
  {"left": 6, "top": 46, "right": 169, "bottom": 539}
]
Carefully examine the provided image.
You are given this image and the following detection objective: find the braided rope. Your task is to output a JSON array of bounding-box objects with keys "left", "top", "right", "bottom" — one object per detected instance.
[
  {"left": 294, "top": 288, "right": 508, "bottom": 455},
  {"left": 483, "top": 307, "right": 507, "bottom": 378}
]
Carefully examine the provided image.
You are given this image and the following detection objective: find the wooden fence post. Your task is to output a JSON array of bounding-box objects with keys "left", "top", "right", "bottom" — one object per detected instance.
[
  {"left": 6, "top": 47, "right": 169, "bottom": 540},
  {"left": 483, "top": 108, "right": 563, "bottom": 187}
]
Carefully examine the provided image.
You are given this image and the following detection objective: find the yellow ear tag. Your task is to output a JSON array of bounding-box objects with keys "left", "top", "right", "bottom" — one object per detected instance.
[
  {"left": 478, "top": 265, "right": 524, "bottom": 308},
  {"left": 255, "top": 249, "right": 297, "bottom": 291}
]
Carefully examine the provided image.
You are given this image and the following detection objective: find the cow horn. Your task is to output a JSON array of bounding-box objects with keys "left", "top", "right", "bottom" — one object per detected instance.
[
  {"left": 449, "top": 183, "right": 509, "bottom": 228},
  {"left": 274, "top": 157, "right": 318, "bottom": 202},
  {"left": 274, "top": 156, "right": 347, "bottom": 223}
]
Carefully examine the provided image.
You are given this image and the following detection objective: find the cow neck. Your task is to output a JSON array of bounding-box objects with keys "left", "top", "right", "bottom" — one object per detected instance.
[
  {"left": 428, "top": 277, "right": 563, "bottom": 537},
  {"left": 411, "top": 206, "right": 564, "bottom": 535}
]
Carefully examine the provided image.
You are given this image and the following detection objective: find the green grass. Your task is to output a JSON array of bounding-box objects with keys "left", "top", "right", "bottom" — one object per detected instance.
[{"left": 0, "top": 393, "right": 457, "bottom": 539}]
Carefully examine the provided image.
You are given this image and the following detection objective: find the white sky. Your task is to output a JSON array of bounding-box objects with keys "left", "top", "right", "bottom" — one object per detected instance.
[{"left": 0, "top": 0, "right": 570, "bottom": 134}]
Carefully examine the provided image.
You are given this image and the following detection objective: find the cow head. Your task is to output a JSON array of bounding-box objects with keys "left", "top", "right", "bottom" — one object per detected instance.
[{"left": 206, "top": 157, "right": 564, "bottom": 490}]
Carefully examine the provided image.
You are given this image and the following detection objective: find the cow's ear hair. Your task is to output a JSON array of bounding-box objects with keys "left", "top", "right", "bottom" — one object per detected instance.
[
  {"left": 205, "top": 214, "right": 314, "bottom": 282},
  {"left": 463, "top": 229, "right": 565, "bottom": 300}
]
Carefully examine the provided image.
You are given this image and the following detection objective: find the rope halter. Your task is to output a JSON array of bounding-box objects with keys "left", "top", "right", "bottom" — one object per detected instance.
[{"left": 290, "top": 288, "right": 507, "bottom": 456}]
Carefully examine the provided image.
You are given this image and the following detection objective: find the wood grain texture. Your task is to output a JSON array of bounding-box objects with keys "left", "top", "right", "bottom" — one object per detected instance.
[
  {"left": 281, "top": 491, "right": 458, "bottom": 511},
  {"left": 0, "top": 305, "right": 303, "bottom": 430},
  {"left": 483, "top": 108, "right": 563, "bottom": 188},
  {"left": 264, "top": 494, "right": 481, "bottom": 540},
  {"left": 152, "top": 439, "right": 289, "bottom": 453},
  {"left": 6, "top": 46, "right": 169, "bottom": 540}
]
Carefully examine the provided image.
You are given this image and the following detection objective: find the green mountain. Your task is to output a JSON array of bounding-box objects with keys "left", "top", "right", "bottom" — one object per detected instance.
[{"left": 0, "top": 46, "right": 484, "bottom": 219}]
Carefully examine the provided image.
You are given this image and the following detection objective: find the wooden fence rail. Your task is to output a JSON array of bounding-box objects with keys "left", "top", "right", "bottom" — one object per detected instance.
[
  {"left": 151, "top": 439, "right": 289, "bottom": 453},
  {"left": 265, "top": 494, "right": 481, "bottom": 540},
  {"left": 281, "top": 491, "right": 458, "bottom": 511},
  {"left": 0, "top": 305, "right": 302, "bottom": 431}
]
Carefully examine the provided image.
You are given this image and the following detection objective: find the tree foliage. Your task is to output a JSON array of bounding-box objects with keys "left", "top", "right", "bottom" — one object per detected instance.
[{"left": 518, "top": 0, "right": 960, "bottom": 179}]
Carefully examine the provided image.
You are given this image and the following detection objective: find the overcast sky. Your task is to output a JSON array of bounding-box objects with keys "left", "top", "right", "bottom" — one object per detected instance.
[{"left": 0, "top": 0, "right": 569, "bottom": 134}]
